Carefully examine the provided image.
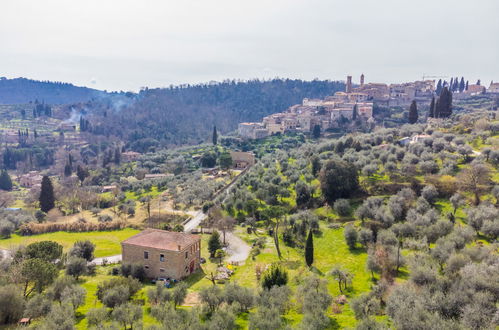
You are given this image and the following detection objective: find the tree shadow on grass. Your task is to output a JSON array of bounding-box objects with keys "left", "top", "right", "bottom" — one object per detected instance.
[
  {"left": 75, "top": 312, "right": 85, "bottom": 324},
  {"left": 348, "top": 247, "right": 367, "bottom": 256},
  {"left": 310, "top": 266, "right": 324, "bottom": 276},
  {"left": 396, "top": 268, "right": 410, "bottom": 280},
  {"left": 182, "top": 268, "right": 207, "bottom": 288},
  {"left": 281, "top": 259, "right": 301, "bottom": 270},
  {"left": 328, "top": 317, "right": 341, "bottom": 330},
  {"left": 314, "top": 230, "right": 324, "bottom": 238}
]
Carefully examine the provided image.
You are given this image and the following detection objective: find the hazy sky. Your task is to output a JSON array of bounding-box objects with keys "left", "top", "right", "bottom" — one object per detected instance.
[{"left": 1, "top": 0, "right": 498, "bottom": 91}]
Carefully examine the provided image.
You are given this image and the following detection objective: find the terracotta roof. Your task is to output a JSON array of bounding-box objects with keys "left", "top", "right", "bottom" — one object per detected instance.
[{"left": 122, "top": 229, "right": 200, "bottom": 251}]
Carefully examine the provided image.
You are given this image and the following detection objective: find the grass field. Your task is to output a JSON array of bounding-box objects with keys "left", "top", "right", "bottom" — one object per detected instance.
[
  {"left": 185, "top": 225, "right": 372, "bottom": 329},
  {"left": 0, "top": 228, "right": 140, "bottom": 257},
  {"left": 75, "top": 265, "right": 159, "bottom": 329}
]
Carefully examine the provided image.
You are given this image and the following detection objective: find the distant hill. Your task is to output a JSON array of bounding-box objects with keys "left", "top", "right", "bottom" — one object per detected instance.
[
  {"left": 0, "top": 77, "right": 104, "bottom": 104},
  {"left": 85, "top": 79, "right": 345, "bottom": 149}
]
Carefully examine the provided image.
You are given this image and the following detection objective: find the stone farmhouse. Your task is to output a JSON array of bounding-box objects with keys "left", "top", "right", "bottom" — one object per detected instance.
[
  {"left": 121, "top": 229, "right": 201, "bottom": 280},
  {"left": 19, "top": 171, "right": 43, "bottom": 188},
  {"left": 230, "top": 151, "right": 255, "bottom": 169}
]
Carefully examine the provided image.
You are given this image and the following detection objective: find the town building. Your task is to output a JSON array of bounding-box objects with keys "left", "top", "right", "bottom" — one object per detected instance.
[
  {"left": 101, "top": 185, "right": 118, "bottom": 193},
  {"left": 398, "top": 134, "right": 432, "bottom": 146},
  {"left": 122, "top": 151, "right": 141, "bottom": 162},
  {"left": 121, "top": 229, "right": 201, "bottom": 280},
  {"left": 230, "top": 151, "right": 255, "bottom": 169},
  {"left": 238, "top": 122, "right": 269, "bottom": 139},
  {"left": 144, "top": 173, "right": 172, "bottom": 180},
  {"left": 465, "top": 84, "right": 486, "bottom": 95},
  {"left": 19, "top": 171, "right": 43, "bottom": 188},
  {"left": 58, "top": 123, "right": 77, "bottom": 132},
  {"left": 487, "top": 82, "right": 499, "bottom": 94}
]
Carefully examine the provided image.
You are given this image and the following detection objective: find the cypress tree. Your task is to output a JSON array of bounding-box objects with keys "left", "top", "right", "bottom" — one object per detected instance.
[
  {"left": 408, "top": 100, "right": 418, "bottom": 124},
  {"left": 208, "top": 231, "right": 222, "bottom": 258},
  {"left": 437, "top": 87, "right": 453, "bottom": 118},
  {"left": 114, "top": 148, "right": 121, "bottom": 165},
  {"left": 76, "top": 165, "right": 88, "bottom": 184},
  {"left": 64, "top": 164, "right": 72, "bottom": 177},
  {"left": 312, "top": 124, "right": 321, "bottom": 139},
  {"left": 352, "top": 104, "right": 358, "bottom": 120},
  {"left": 429, "top": 97, "right": 435, "bottom": 118},
  {"left": 436, "top": 79, "right": 443, "bottom": 96},
  {"left": 212, "top": 126, "right": 218, "bottom": 146},
  {"left": 0, "top": 170, "right": 13, "bottom": 191},
  {"left": 435, "top": 98, "right": 441, "bottom": 118},
  {"left": 465, "top": 81, "right": 469, "bottom": 91},
  {"left": 39, "top": 176, "right": 55, "bottom": 213},
  {"left": 305, "top": 229, "right": 314, "bottom": 267},
  {"left": 459, "top": 77, "right": 465, "bottom": 93}
]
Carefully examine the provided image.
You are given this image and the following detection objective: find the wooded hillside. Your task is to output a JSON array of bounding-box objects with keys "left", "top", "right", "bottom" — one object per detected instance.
[
  {"left": 89, "top": 79, "right": 345, "bottom": 149},
  {"left": 0, "top": 77, "right": 104, "bottom": 104}
]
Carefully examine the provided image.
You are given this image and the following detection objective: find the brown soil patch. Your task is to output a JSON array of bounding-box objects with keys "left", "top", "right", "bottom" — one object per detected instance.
[{"left": 183, "top": 292, "right": 201, "bottom": 306}]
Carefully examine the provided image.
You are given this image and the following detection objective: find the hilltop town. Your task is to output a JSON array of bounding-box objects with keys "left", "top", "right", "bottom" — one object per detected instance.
[{"left": 238, "top": 74, "right": 499, "bottom": 139}]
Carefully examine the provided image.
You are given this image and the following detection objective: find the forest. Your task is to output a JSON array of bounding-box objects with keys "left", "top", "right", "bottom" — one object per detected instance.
[{"left": 0, "top": 78, "right": 104, "bottom": 104}]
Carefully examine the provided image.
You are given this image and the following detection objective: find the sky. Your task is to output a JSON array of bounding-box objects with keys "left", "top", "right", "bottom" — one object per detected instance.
[{"left": 1, "top": 0, "right": 498, "bottom": 92}]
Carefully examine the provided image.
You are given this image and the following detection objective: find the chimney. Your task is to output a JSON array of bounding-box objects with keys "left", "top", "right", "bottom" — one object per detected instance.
[
  {"left": 346, "top": 76, "right": 352, "bottom": 93},
  {"left": 360, "top": 73, "right": 365, "bottom": 87}
]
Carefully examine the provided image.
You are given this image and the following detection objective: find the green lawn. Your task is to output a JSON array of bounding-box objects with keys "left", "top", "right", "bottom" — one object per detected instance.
[
  {"left": 76, "top": 266, "right": 159, "bottom": 329},
  {"left": 0, "top": 228, "right": 140, "bottom": 257},
  {"left": 125, "top": 186, "right": 161, "bottom": 200},
  {"left": 185, "top": 225, "right": 372, "bottom": 329}
]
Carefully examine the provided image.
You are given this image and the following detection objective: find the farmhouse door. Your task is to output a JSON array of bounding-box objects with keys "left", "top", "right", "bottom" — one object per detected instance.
[{"left": 189, "top": 260, "right": 195, "bottom": 273}]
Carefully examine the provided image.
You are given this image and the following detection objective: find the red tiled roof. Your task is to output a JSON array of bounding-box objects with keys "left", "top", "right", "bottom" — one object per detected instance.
[{"left": 122, "top": 229, "right": 200, "bottom": 251}]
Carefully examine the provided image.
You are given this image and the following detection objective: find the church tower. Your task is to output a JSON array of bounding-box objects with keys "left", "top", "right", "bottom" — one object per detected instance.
[
  {"left": 360, "top": 73, "right": 365, "bottom": 87},
  {"left": 346, "top": 76, "right": 352, "bottom": 93}
]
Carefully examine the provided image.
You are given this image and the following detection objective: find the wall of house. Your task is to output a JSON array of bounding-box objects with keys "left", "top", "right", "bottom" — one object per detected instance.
[{"left": 121, "top": 240, "right": 201, "bottom": 280}]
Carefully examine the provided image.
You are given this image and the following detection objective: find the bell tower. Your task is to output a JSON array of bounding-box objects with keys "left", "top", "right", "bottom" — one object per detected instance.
[{"left": 346, "top": 76, "right": 352, "bottom": 93}]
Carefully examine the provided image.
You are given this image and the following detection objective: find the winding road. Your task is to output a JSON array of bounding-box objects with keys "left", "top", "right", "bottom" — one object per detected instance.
[
  {"left": 183, "top": 210, "right": 206, "bottom": 233},
  {"left": 182, "top": 210, "right": 251, "bottom": 264}
]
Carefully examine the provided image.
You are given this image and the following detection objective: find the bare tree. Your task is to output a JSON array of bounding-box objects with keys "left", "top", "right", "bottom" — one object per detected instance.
[
  {"left": 0, "top": 191, "right": 14, "bottom": 208},
  {"left": 458, "top": 163, "right": 491, "bottom": 205}
]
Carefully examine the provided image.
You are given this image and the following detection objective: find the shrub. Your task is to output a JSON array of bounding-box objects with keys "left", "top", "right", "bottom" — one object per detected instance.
[
  {"left": 69, "top": 240, "right": 95, "bottom": 261},
  {"left": 18, "top": 221, "right": 125, "bottom": 235},
  {"left": 0, "top": 285, "right": 25, "bottom": 325},
  {"left": 121, "top": 263, "right": 147, "bottom": 282},
  {"left": 333, "top": 199, "right": 351, "bottom": 217},
  {"left": 421, "top": 185, "right": 439, "bottom": 204},
  {"left": 65, "top": 257, "right": 88, "bottom": 280},
  {"left": 0, "top": 220, "right": 14, "bottom": 238},
  {"left": 344, "top": 225, "right": 358, "bottom": 249},
  {"left": 98, "top": 214, "right": 113, "bottom": 223},
  {"left": 261, "top": 264, "right": 288, "bottom": 290}
]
